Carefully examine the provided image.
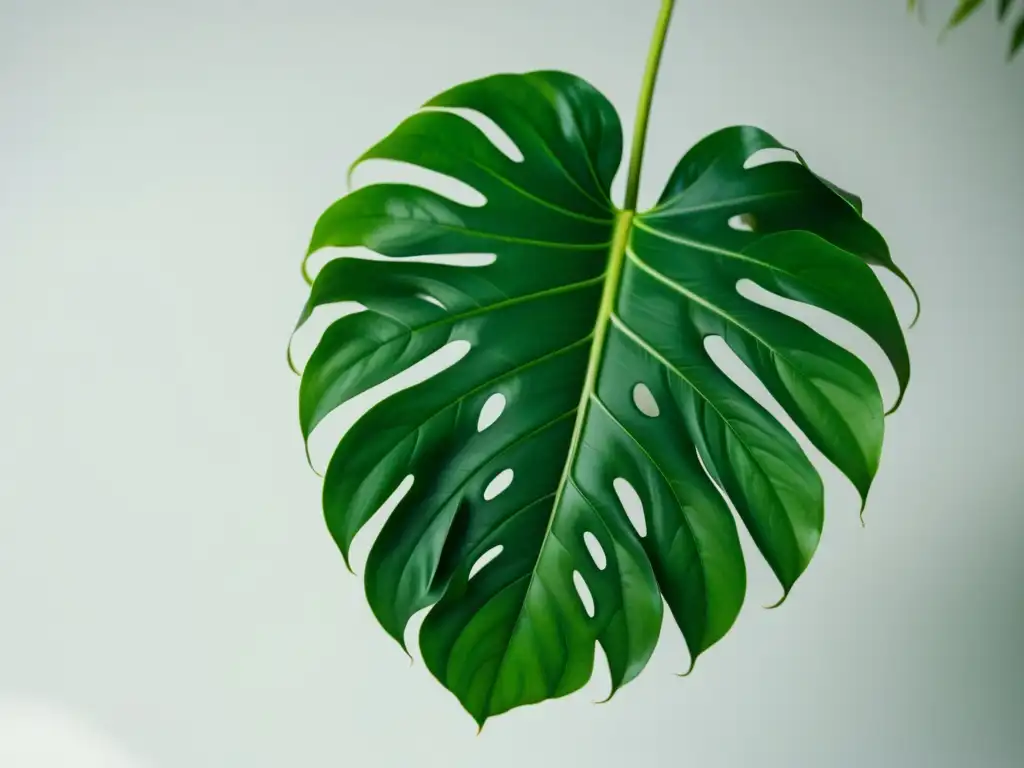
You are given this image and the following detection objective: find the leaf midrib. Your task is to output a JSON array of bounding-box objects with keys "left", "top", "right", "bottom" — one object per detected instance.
[
  {"left": 385, "top": 406, "right": 578, "bottom": 641},
  {"left": 483, "top": 210, "right": 635, "bottom": 715},
  {"left": 334, "top": 337, "right": 592, "bottom": 567}
]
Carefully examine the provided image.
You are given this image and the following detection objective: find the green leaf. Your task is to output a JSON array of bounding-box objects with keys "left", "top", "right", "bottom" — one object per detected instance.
[
  {"left": 946, "top": 0, "right": 985, "bottom": 29},
  {"left": 1012, "top": 13, "right": 1024, "bottom": 57},
  {"left": 291, "top": 70, "right": 913, "bottom": 726},
  {"left": 911, "top": 0, "right": 1024, "bottom": 58}
]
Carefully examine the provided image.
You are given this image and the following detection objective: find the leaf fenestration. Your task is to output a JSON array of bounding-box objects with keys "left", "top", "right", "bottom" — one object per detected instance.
[{"left": 291, "top": 71, "right": 913, "bottom": 726}]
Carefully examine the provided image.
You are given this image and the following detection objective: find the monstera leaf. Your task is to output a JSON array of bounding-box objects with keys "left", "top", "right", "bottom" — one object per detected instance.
[{"left": 290, "top": 0, "right": 916, "bottom": 726}]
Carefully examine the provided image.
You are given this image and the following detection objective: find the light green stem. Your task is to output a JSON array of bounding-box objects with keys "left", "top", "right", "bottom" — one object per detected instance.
[
  {"left": 547, "top": 3, "right": 678, "bottom": 525},
  {"left": 624, "top": 0, "right": 676, "bottom": 211}
]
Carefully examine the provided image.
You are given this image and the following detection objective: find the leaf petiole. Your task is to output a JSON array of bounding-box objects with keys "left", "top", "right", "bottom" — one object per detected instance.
[{"left": 624, "top": 0, "right": 676, "bottom": 211}]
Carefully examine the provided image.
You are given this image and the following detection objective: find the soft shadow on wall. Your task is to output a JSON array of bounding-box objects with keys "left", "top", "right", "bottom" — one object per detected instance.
[{"left": 0, "top": 696, "right": 152, "bottom": 768}]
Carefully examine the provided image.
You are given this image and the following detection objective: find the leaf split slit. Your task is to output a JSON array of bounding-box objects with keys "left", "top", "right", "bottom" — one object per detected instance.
[{"left": 291, "top": 0, "right": 915, "bottom": 726}]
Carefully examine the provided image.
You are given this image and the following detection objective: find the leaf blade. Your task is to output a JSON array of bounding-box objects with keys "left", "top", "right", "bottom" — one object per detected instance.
[{"left": 293, "top": 73, "right": 914, "bottom": 725}]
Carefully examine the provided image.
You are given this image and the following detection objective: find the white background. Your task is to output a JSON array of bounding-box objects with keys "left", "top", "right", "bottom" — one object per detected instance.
[{"left": 2, "top": 0, "right": 1022, "bottom": 765}]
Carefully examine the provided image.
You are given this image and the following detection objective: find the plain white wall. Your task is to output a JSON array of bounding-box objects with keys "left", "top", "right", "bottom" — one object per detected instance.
[{"left": 2, "top": 0, "right": 1022, "bottom": 765}]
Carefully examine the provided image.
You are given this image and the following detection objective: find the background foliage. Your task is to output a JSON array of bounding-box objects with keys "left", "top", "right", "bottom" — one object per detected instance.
[{"left": 909, "top": 0, "right": 1024, "bottom": 59}]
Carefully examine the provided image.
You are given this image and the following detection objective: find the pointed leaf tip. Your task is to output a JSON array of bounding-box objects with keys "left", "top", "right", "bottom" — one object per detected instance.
[
  {"left": 303, "top": 439, "right": 323, "bottom": 478},
  {"left": 764, "top": 588, "right": 790, "bottom": 610},
  {"left": 345, "top": 157, "right": 362, "bottom": 192},
  {"left": 595, "top": 681, "right": 620, "bottom": 705},
  {"left": 903, "top": 278, "right": 922, "bottom": 329},
  {"left": 676, "top": 653, "right": 697, "bottom": 677},
  {"left": 858, "top": 489, "right": 870, "bottom": 527},
  {"left": 886, "top": 381, "right": 908, "bottom": 415},
  {"left": 286, "top": 340, "right": 301, "bottom": 376}
]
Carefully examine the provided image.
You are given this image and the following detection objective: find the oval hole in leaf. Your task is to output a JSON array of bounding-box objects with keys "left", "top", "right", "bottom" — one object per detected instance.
[
  {"left": 426, "top": 106, "right": 525, "bottom": 163},
  {"left": 476, "top": 393, "right": 506, "bottom": 432},
  {"left": 573, "top": 570, "right": 596, "bottom": 618},
  {"left": 743, "top": 147, "right": 800, "bottom": 169},
  {"left": 631, "top": 382, "right": 660, "bottom": 417},
  {"left": 350, "top": 158, "right": 486, "bottom": 207},
  {"left": 468, "top": 544, "right": 503, "bottom": 579},
  {"left": 727, "top": 213, "right": 755, "bottom": 232},
  {"left": 583, "top": 532, "right": 607, "bottom": 571},
  {"left": 483, "top": 468, "right": 514, "bottom": 501},
  {"left": 417, "top": 293, "right": 445, "bottom": 309},
  {"left": 612, "top": 477, "right": 647, "bottom": 538}
]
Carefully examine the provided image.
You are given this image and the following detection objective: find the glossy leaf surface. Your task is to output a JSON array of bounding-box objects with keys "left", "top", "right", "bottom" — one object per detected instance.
[{"left": 292, "top": 70, "right": 913, "bottom": 726}]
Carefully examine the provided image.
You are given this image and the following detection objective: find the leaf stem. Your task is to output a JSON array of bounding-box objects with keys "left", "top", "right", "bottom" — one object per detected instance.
[{"left": 624, "top": 0, "right": 676, "bottom": 211}]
